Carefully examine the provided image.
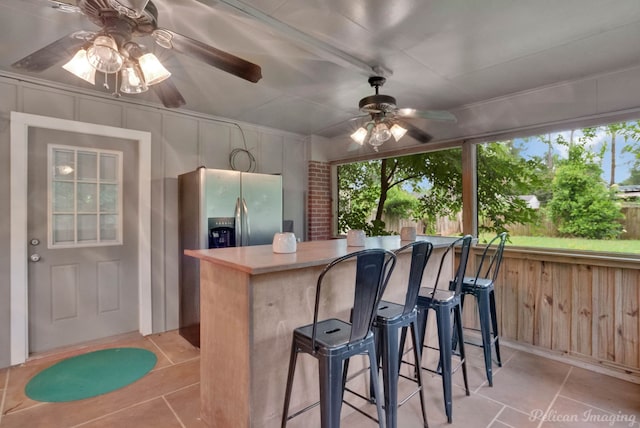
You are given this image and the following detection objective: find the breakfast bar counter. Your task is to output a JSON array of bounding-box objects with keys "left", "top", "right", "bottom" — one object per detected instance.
[{"left": 185, "top": 236, "right": 458, "bottom": 428}]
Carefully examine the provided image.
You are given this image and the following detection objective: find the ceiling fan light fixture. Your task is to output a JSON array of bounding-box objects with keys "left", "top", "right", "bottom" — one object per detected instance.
[
  {"left": 350, "top": 127, "right": 368, "bottom": 145},
  {"left": 120, "top": 62, "right": 148, "bottom": 93},
  {"left": 371, "top": 122, "right": 392, "bottom": 144},
  {"left": 87, "top": 35, "right": 124, "bottom": 73},
  {"left": 62, "top": 48, "right": 96, "bottom": 84},
  {"left": 390, "top": 123, "right": 407, "bottom": 141},
  {"left": 138, "top": 53, "right": 171, "bottom": 85}
]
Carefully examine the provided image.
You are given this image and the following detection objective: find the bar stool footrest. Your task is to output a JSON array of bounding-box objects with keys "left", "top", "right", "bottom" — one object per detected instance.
[
  {"left": 285, "top": 401, "right": 321, "bottom": 421},
  {"left": 342, "top": 396, "right": 380, "bottom": 424}
]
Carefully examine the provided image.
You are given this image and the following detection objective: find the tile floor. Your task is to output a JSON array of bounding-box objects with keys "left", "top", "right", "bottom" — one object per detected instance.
[{"left": 1, "top": 330, "right": 638, "bottom": 428}]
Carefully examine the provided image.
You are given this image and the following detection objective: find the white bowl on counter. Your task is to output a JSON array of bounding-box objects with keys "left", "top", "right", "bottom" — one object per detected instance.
[
  {"left": 346, "top": 229, "right": 366, "bottom": 246},
  {"left": 272, "top": 232, "right": 297, "bottom": 253}
]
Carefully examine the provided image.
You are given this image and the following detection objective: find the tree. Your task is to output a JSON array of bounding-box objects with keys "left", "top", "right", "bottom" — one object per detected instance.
[
  {"left": 620, "top": 163, "right": 640, "bottom": 185},
  {"left": 620, "top": 121, "right": 640, "bottom": 185},
  {"left": 338, "top": 143, "right": 542, "bottom": 236},
  {"left": 473, "top": 141, "right": 544, "bottom": 234},
  {"left": 337, "top": 161, "right": 380, "bottom": 234},
  {"left": 603, "top": 123, "right": 623, "bottom": 185},
  {"left": 547, "top": 142, "right": 623, "bottom": 239},
  {"left": 337, "top": 151, "right": 461, "bottom": 235},
  {"left": 383, "top": 186, "right": 420, "bottom": 219}
]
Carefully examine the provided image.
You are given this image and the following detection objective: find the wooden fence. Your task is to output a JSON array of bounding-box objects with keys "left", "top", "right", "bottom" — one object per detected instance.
[
  {"left": 461, "top": 247, "right": 640, "bottom": 378},
  {"left": 622, "top": 206, "right": 640, "bottom": 239},
  {"left": 380, "top": 206, "right": 640, "bottom": 239},
  {"left": 375, "top": 213, "right": 463, "bottom": 236}
]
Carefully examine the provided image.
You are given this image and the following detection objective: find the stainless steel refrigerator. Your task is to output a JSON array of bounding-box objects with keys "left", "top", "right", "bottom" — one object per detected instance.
[{"left": 178, "top": 167, "right": 283, "bottom": 347}]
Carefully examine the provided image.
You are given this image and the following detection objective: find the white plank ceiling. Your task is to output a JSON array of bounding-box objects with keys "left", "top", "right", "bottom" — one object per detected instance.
[{"left": 2, "top": 0, "right": 640, "bottom": 140}]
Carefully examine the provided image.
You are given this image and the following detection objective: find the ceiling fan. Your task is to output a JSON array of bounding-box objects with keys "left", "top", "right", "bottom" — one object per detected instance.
[
  {"left": 350, "top": 76, "right": 456, "bottom": 151},
  {"left": 11, "top": 0, "right": 262, "bottom": 108}
]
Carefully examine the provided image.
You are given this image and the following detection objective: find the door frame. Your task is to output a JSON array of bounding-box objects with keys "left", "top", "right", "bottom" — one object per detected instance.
[{"left": 10, "top": 111, "right": 152, "bottom": 365}]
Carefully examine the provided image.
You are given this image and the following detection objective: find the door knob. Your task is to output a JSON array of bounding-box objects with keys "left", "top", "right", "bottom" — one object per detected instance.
[{"left": 30, "top": 254, "right": 41, "bottom": 262}]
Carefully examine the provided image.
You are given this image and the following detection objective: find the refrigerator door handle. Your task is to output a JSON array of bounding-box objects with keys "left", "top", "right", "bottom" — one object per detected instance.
[
  {"left": 234, "top": 197, "right": 242, "bottom": 246},
  {"left": 242, "top": 198, "right": 250, "bottom": 246}
]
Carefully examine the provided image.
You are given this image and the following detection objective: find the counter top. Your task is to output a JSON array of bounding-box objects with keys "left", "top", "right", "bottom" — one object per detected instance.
[{"left": 185, "top": 235, "right": 459, "bottom": 275}]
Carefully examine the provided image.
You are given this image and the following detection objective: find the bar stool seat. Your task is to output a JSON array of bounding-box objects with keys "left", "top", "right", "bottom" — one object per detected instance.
[
  {"left": 294, "top": 319, "right": 357, "bottom": 348},
  {"left": 281, "top": 248, "right": 397, "bottom": 428},
  {"left": 420, "top": 288, "right": 455, "bottom": 303}
]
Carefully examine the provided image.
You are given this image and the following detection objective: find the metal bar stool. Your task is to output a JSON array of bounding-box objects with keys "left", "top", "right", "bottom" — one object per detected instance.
[
  {"left": 281, "top": 248, "right": 397, "bottom": 428},
  {"left": 371, "top": 240, "right": 434, "bottom": 428},
  {"left": 460, "top": 232, "right": 507, "bottom": 386},
  {"left": 403, "top": 235, "right": 472, "bottom": 424}
]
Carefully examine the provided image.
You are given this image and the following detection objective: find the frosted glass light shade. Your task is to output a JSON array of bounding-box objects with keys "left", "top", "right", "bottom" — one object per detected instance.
[
  {"left": 138, "top": 53, "right": 171, "bottom": 85},
  {"left": 62, "top": 49, "right": 96, "bottom": 84},
  {"left": 87, "top": 35, "right": 123, "bottom": 73},
  {"left": 350, "top": 127, "right": 368, "bottom": 145},
  {"left": 390, "top": 123, "right": 407, "bottom": 141},
  {"left": 120, "top": 63, "right": 148, "bottom": 93}
]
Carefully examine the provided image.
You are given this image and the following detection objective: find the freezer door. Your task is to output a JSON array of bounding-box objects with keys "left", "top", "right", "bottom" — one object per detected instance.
[
  {"left": 241, "top": 172, "right": 283, "bottom": 245},
  {"left": 204, "top": 169, "right": 241, "bottom": 219}
]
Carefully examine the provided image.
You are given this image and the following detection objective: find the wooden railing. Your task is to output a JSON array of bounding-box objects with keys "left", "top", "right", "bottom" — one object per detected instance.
[{"left": 461, "top": 246, "right": 640, "bottom": 378}]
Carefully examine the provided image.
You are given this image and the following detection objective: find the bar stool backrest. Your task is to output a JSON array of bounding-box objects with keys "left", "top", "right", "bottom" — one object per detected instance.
[
  {"left": 427, "top": 235, "right": 473, "bottom": 299},
  {"left": 450, "top": 235, "right": 473, "bottom": 295},
  {"left": 472, "top": 232, "right": 508, "bottom": 287},
  {"left": 311, "top": 248, "right": 397, "bottom": 351},
  {"left": 395, "top": 241, "right": 434, "bottom": 316}
]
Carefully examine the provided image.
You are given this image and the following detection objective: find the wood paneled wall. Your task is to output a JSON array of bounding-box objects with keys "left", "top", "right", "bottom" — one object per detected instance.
[{"left": 462, "top": 248, "right": 640, "bottom": 377}]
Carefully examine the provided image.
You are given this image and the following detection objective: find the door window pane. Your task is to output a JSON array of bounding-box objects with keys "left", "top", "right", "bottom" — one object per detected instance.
[
  {"left": 77, "top": 214, "right": 97, "bottom": 241},
  {"left": 53, "top": 214, "right": 74, "bottom": 243},
  {"left": 49, "top": 145, "right": 122, "bottom": 247},
  {"left": 77, "top": 151, "right": 97, "bottom": 180},
  {"left": 100, "top": 184, "right": 118, "bottom": 212},
  {"left": 100, "top": 154, "right": 118, "bottom": 181},
  {"left": 53, "top": 182, "right": 74, "bottom": 212},
  {"left": 53, "top": 149, "right": 75, "bottom": 180},
  {"left": 77, "top": 183, "right": 97, "bottom": 212},
  {"left": 100, "top": 214, "right": 118, "bottom": 241}
]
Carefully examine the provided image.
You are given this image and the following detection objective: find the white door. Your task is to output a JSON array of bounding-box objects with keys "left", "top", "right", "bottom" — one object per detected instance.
[{"left": 27, "top": 127, "right": 139, "bottom": 353}]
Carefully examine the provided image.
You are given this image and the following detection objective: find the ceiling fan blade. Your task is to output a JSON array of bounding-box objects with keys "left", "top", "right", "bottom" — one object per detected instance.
[
  {"left": 351, "top": 113, "right": 370, "bottom": 120},
  {"left": 397, "top": 108, "right": 457, "bottom": 122},
  {"left": 151, "top": 79, "right": 186, "bottom": 108},
  {"left": 11, "top": 31, "right": 94, "bottom": 72},
  {"left": 154, "top": 29, "right": 262, "bottom": 83},
  {"left": 396, "top": 119, "right": 433, "bottom": 144},
  {"left": 347, "top": 142, "right": 365, "bottom": 152}
]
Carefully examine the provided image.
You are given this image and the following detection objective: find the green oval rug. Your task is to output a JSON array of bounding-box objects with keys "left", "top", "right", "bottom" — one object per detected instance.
[{"left": 25, "top": 347, "right": 157, "bottom": 402}]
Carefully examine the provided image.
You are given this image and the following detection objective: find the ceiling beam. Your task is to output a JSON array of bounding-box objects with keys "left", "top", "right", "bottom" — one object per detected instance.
[{"left": 195, "top": 0, "right": 392, "bottom": 77}]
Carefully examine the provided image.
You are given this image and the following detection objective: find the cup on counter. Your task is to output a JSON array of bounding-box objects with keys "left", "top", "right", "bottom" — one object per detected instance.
[
  {"left": 400, "top": 226, "right": 417, "bottom": 241},
  {"left": 272, "top": 232, "right": 297, "bottom": 253},
  {"left": 346, "top": 229, "right": 366, "bottom": 246}
]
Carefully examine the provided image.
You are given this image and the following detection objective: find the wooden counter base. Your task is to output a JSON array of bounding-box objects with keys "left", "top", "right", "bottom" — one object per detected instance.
[{"left": 187, "top": 236, "right": 457, "bottom": 427}]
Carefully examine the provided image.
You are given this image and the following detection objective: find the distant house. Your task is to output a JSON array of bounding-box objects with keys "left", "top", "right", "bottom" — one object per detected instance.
[
  {"left": 617, "top": 185, "right": 640, "bottom": 200},
  {"left": 519, "top": 195, "right": 540, "bottom": 209}
]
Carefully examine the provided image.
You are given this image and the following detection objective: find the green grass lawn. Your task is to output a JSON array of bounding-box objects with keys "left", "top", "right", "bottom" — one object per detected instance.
[{"left": 479, "top": 235, "right": 640, "bottom": 254}]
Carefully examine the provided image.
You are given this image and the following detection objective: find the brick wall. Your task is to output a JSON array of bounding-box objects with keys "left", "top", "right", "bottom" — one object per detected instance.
[{"left": 307, "top": 161, "right": 332, "bottom": 240}]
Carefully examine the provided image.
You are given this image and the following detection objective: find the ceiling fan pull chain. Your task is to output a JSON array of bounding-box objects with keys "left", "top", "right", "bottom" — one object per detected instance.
[
  {"left": 113, "top": 71, "right": 121, "bottom": 98},
  {"left": 103, "top": 71, "right": 109, "bottom": 90}
]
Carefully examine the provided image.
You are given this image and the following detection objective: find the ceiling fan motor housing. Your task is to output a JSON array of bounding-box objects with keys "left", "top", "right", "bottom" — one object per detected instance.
[
  {"left": 79, "top": 0, "right": 158, "bottom": 36},
  {"left": 359, "top": 94, "right": 397, "bottom": 113}
]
